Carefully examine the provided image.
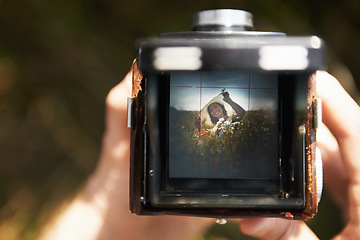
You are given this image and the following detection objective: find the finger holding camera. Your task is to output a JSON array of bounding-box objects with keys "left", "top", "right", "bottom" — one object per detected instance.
[{"left": 316, "top": 71, "right": 360, "bottom": 239}]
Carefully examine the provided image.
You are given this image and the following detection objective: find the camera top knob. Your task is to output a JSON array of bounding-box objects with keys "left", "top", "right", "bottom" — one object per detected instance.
[{"left": 193, "top": 9, "right": 254, "bottom": 32}]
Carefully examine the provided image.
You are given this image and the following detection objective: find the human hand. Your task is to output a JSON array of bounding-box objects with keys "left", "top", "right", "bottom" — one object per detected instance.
[
  {"left": 39, "top": 70, "right": 212, "bottom": 240},
  {"left": 40, "top": 70, "right": 359, "bottom": 240},
  {"left": 89, "top": 70, "right": 213, "bottom": 240},
  {"left": 239, "top": 71, "right": 360, "bottom": 239},
  {"left": 222, "top": 91, "right": 230, "bottom": 102}
]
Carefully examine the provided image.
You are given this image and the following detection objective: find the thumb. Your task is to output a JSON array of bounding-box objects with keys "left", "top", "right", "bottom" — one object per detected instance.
[
  {"left": 239, "top": 218, "right": 318, "bottom": 240},
  {"left": 100, "top": 71, "right": 132, "bottom": 165}
]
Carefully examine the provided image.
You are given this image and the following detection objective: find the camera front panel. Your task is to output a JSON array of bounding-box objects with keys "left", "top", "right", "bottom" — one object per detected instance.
[{"left": 130, "top": 69, "right": 316, "bottom": 219}]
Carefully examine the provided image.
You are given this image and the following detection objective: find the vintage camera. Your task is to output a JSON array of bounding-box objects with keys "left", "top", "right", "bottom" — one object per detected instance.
[{"left": 128, "top": 9, "right": 325, "bottom": 220}]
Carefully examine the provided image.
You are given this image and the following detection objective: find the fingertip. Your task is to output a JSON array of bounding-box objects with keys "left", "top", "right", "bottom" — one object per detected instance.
[
  {"left": 239, "top": 218, "right": 278, "bottom": 239},
  {"left": 315, "top": 70, "right": 360, "bottom": 140},
  {"left": 102, "top": 72, "right": 132, "bottom": 152},
  {"left": 105, "top": 71, "right": 132, "bottom": 112},
  {"left": 316, "top": 71, "right": 340, "bottom": 99},
  {"left": 239, "top": 218, "right": 318, "bottom": 240}
]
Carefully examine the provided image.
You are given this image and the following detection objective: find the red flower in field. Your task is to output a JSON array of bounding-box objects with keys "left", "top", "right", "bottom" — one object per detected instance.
[
  {"left": 200, "top": 130, "right": 207, "bottom": 136},
  {"left": 180, "top": 124, "right": 185, "bottom": 129}
]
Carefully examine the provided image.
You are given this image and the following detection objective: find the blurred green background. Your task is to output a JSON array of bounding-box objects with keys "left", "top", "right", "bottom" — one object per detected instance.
[{"left": 0, "top": 0, "right": 359, "bottom": 239}]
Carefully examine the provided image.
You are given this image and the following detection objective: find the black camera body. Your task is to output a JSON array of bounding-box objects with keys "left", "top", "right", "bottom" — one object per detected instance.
[{"left": 128, "top": 9, "right": 325, "bottom": 220}]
